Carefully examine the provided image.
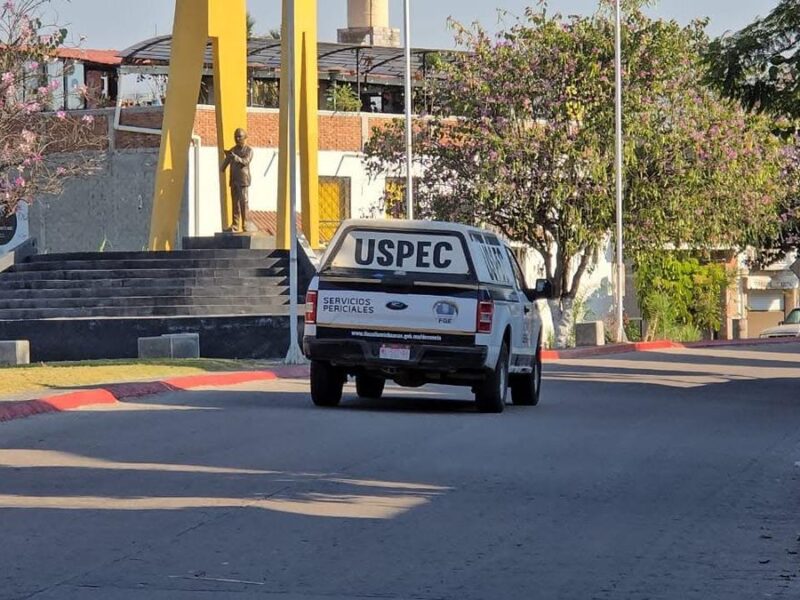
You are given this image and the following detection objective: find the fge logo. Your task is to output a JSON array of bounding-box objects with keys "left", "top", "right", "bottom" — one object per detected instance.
[{"left": 433, "top": 301, "right": 459, "bottom": 325}]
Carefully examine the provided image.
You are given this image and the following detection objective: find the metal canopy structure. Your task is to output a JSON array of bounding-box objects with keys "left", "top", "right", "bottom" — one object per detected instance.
[{"left": 120, "top": 36, "right": 452, "bottom": 84}]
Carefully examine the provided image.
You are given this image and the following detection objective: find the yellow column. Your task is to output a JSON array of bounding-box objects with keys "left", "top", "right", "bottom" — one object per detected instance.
[
  {"left": 148, "top": 0, "right": 209, "bottom": 251},
  {"left": 149, "top": 0, "right": 248, "bottom": 250},
  {"left": 210, "top": 0, "right": 248, "bottom": 231},
  {"left": 278, "top": 0, "right": 320, "bottom": 250},
  {"left": 300, "top": 3, "right": 320, "bottom": 249}
]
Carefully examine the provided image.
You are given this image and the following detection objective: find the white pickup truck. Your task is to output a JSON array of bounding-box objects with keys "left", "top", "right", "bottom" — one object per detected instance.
[{"left": 303, "top": 220, "right": 553, "bottom": 413}]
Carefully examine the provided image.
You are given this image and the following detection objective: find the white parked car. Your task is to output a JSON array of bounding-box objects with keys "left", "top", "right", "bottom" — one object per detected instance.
[
  {"left": 303, "top": 220, "right": 553, "bottom": 413},
  {"left": 759, "top": 308, "right": 800, "bottom": 339}
]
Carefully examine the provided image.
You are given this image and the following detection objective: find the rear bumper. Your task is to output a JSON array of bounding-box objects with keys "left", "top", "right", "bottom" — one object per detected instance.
[{"left": 303, "top": 337, "right": 488, "bottom": 372}]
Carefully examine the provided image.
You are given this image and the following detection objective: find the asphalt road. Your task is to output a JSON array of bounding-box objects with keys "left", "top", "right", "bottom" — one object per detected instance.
[{"left": 1, "top": 344, "right": 799, "bottom": 600}]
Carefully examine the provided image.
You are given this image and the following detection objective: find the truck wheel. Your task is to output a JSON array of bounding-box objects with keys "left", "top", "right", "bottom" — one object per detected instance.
[
  {"left": 356, "top": 375, "right": 385, "bottom": 399},
  {"left": 310, "top": 360, "right": 345, "bottom": 407},
  {"left": 475, "top": 344, "right": 509, "bottom": 413},
  {"left": 511, "top": 337, "right": 542, "bottom": 406}
]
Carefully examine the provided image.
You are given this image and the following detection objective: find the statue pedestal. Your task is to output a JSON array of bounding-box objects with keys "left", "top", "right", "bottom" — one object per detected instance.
[{"left": 183, "top": 231, "right": 275, "bottom": 250}]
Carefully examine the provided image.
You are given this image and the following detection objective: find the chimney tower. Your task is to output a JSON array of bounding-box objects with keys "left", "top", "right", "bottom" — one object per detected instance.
[{"left": 338, "top": 0, "right": 401, "bottom": 47}]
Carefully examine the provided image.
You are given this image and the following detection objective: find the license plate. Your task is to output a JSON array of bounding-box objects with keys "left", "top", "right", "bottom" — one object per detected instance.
[{"left": 379, "top": 345, "right": 411, "bottom": 361}]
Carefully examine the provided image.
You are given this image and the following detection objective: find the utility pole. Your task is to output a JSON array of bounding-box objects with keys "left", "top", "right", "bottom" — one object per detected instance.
[
  {"left": 614, "top": 0, "right": 626, "bottom": 343},
  {"left": 403, "top": 0, "right": 414, "bottom": 220},
  {"left": 284, "top": 0, "right": 305, "bottom": 364}
]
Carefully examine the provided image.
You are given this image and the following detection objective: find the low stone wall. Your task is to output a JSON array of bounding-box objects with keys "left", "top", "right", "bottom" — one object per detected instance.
[
  {"left": 0, "top": 316, "right": 303, "bottom": 362},
  {"left": 0, "top": 238, "right": 38, "bottom": 273}
]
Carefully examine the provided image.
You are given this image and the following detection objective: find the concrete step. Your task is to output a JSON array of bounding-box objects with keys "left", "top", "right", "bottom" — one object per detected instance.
[
  {"left": 0, "top": 266, "right": 289, "bottom": 282},
  {"left": 0, "top": 293, "right": 297, "bottom": 310},
  {"left": 183, "top": 235, "right": 276, "bottom": 250},
  {"left": 26, "top": 249, "right": 287, "bottom": 263},
  {"left": 11, "top": 257, "right": 282, "bottom": 273},
  {"left": 0, "top": 283, "right": 290, "bottom": 300},
  {"left": 0, "top": 302, "right": 302, "bottom": 320},
  {"left": 0, "top": 276, "right": 291, "bottom": 291}
]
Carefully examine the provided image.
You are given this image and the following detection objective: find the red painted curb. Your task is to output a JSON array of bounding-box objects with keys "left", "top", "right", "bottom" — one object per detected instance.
[
  {"left": 633, "top": 341, "right": 677, "bottom": 351},
  {"left": 542, "top": 342, "right": 670, "bottom": 361},
  {"left": 542, "top": 337, "right": 798, "bottom": 361},
  {"left": 678, "top": 337, "right": 800, "bottom": 350},
  {"left": 44, "top": 389, "right": 119, "bottom": 411},
  {"left": 0, "top": 399, "right": 58, "bottom": 423},
  {"left": 0, "top": 390, "right": 117, "bottom": 423},
  {"left": 0, "top": 367, "right": 310, "bottom": 425},
  {"left": 165, "top": 371, "right": 278, "bottom": 390}
]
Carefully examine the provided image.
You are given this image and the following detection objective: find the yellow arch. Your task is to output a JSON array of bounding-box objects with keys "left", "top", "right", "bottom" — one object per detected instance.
[
  {"left": 149, "top": 0, "right": 320, "bottom": 251},
  {"left": 277, "top": 0, "right": 319, "bottom": 250}
]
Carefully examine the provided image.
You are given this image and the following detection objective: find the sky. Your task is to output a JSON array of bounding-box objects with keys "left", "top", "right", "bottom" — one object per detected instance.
[{"left": 46, "top": 0, "right": 775, "bottom": 52}]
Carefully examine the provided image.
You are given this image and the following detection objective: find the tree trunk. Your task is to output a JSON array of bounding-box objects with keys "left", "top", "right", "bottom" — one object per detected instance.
[{"left": 548, "top": 297, "right": 575, "bottom": 349}]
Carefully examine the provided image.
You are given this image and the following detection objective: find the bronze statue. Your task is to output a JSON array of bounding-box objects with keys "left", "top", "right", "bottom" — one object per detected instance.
[{"left": 220, "top": 128, "right": 254, "bottom": 233}]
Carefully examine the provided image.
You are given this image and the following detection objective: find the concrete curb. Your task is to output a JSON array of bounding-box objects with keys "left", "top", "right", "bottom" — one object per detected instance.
[
  {"left": 0, "top": 367, "right": 310, "bottom": 425},
  {"left": 542, "top": 337, "right": 799, "bottom": 361}
]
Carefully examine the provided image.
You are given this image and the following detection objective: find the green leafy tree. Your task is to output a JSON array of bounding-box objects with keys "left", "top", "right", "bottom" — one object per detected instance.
[
  {"left": 246, "top": 13, "right": 281, "bottom": 109},
  {"left": 246, "top": 12, "right": 256, "bottom": 39},
  {"left": 705, "top": 0, "right": 800, "bottom": 265},
  {"left": 365, "top": 2, "right": 787, "bottom": 346},
  {"left": 705, "top": 0, "right": 800, "bottom": 119},
  {"left": 246, "top": 12, "right": 280, "bottom": 40}
]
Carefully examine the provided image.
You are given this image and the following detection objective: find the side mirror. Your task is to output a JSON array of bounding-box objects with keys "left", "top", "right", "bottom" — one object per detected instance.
[{"left": 527, "top": 279, "right": 554, "bottom": 301}]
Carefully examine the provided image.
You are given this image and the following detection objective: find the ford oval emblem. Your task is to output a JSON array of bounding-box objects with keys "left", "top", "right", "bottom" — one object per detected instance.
[{"left": 387, "top": 301, "right": 409, "bottom": 311}]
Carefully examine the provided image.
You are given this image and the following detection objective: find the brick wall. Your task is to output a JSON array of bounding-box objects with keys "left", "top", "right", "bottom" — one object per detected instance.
[
  {"left": 247, "top": 111, "right": 280, "bottom": 148},
  {"left": 43, "top": 106, "right": 400, "bottom": 153},
  {"left": 320, "top": 113, "right": 364, "bottom": 151},
  {"left": 31, "top": 104, "right": 419, "bottom": 156},
  {"left": 115, "top": 108, "right": 164, "bottom": 150},
  {"left": 194, "top": 109, "right": 218, "bottom": 146}
]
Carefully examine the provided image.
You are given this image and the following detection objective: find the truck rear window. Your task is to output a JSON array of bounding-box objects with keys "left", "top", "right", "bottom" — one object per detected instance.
[{"left": 325, "top": 228, "right": 473, "bottom": 277}]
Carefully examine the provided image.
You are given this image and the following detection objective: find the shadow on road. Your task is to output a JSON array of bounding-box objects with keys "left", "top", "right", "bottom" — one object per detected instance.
[
  {"left": 545, "top": 345, "right": 800, "bottom": 391},
  {"left": 1, "top": 346, "right": 800, "bottom": 599}
]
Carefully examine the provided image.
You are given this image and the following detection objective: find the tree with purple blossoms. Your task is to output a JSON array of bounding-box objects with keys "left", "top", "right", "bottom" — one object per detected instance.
[
  {"left": 0, "top": 0, "right": 105, "bottom": 220},
  {"left": 705, "top": 0, "right": 800, "bottom": 265},
  {"left": 365, "top": 1, "right": 788, "bottom": 347}
]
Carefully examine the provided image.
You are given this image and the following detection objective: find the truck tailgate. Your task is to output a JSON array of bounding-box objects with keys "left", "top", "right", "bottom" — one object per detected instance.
[{"left": 316, "top": 280, "right": 478, "bottom": 342}]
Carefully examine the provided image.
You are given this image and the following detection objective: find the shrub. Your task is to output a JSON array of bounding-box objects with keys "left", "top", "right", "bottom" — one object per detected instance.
[
  {"left": 635, "top": 253, "right": 731, "bottom": 341},
  {"left": 326, "top": 83, "right": 361, "bottom": 112}
]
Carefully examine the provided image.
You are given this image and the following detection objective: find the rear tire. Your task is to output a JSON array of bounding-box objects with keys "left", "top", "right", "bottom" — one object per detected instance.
[
  {"left": 475, "top": 344, "right": 509, "bottom": 413},
  {"left": 511, "top": 336, "right": 542, "bottom": 406},
  {"left": 310, "top": 360, "right": 345, "bottom": 407},
  {"left": 356, "top": 375, "right": 385, "bottom": 399}
]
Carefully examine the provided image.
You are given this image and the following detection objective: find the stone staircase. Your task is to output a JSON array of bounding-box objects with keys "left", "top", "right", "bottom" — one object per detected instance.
[{"left": 0, "top": 243, "right": 313, "bottom": 362}]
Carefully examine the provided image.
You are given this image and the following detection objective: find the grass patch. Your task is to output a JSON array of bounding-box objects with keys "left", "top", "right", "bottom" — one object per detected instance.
[{"left": 0, "top": 358, "right": 277, "bottom": 398}]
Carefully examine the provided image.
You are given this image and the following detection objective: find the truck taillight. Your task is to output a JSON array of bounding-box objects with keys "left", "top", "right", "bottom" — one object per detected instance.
[
  {"left": 477, "top": 299, "right": 494, "bottom": 334},
  {"left": 305, "top": 291, "right": 318, "bottom": 324}
]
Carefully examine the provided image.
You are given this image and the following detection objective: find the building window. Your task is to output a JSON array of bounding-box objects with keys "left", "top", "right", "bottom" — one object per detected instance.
[
  {"left": 319, "top": 176, "right": 351, "bottom": 244},
  {"left": 748, "top": 290, "right": 784, "bottom": 312}
]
